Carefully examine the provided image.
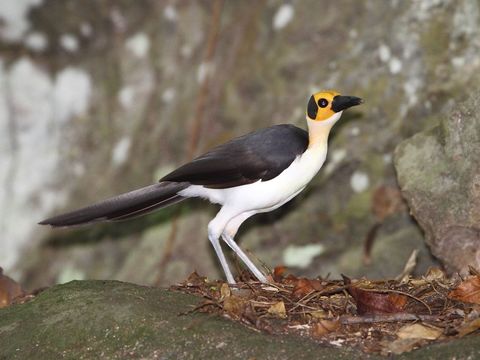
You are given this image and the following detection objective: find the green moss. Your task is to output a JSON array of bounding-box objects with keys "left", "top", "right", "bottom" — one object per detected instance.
[
  {"left": 344, "top": 190, "right": 372, "bottom": 220},
  {"left": 422, "top": 18, "right": 450, "bottom": 58},
  {"left": 394, "top": 129, "right": 454, "bottom": 194},
  {"left": 420, "top": 16, "right": 451, "bottom": 76},
  {"left": 365, "top": 154, "right": 386, "bottom": 181},
  {"left": 0, "top": 281, "right": 360, "bottom": 360},
  {"left": 365, "top": 76, "right": 399, "bottom": 109}
]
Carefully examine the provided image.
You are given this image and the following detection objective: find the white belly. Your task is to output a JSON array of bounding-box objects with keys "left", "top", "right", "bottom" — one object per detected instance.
[{"left": 179, "top": 145, "right": 327, "bottom": 214}]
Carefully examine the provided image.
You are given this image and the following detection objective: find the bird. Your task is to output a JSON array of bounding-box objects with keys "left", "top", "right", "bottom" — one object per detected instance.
[{"left": 39, "top": 90, "right": 363, "bottom": 284}]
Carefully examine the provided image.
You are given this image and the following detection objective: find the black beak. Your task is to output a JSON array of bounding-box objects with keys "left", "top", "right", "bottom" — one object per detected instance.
[{"left": 331, "top": 95, "right": 363, "bottom": 112}]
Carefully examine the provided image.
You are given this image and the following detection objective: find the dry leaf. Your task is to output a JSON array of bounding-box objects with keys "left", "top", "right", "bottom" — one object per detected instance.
[
  {"left": 397, "top": 324, "right": 442, "bottom": 340},
  {"left": 348, "top": 286, "right": 407, "bottom": 315},
  {"left": 385, "top": 338, "right": 424, "bottom": 355},
  {"left": 283, "top": 274, "right": 300, "bottom": 286},
  {"left": 347, "top": 284, "right": 407, "bottom": 315},
  {"left": 409, "top": 278, "right": 428, "bottom": 287},
  {"left": 456, "top": 318, "right": 480, "bottom": 337},
  {"left": 448, "top": 275, "right": 480, "bottom": 304},
  {"left": 267, "top": 301, "right": 287, "bottom": 318},
  {"left": 408, "top": 268, "right": 444, "bottom": 286},
  {"left": 185, "top": 271, "right": 207, "bottom": 286},
  {"left": 292, "top": 278, "right": 323, "bottom": 298},
  {"left": 309, "top": 309, "right": 328, "bottom": 319},
  {"left": 385, "top": 324, "right": 442, "bottom": 355},
  {"left": 0, "top": 268, "right": 24, "bottom": 308},
  {"left": 312, "top": 319, "right": 340, "bottom": 337},
  {"left": 220, "top": 283, "right": 231, "bottom": 300},
  {"left": 425, "top": 267, "right": 446, "bottom": 282},
  {"left": 223, "top": 295, "right": 247, "bottom": 317},
  {"left": 273, "top": 266, "right": 287, "bottom": 282}
]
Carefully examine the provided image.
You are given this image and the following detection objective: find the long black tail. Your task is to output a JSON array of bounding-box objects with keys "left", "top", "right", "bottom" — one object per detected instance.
[{"left": 39, "top": 182, "right": 190, "bottom": 227}]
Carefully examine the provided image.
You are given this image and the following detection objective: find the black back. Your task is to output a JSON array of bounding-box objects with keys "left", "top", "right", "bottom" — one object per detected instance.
[{"left": 161, "top": 124, "right": 309, "bottom": 189}]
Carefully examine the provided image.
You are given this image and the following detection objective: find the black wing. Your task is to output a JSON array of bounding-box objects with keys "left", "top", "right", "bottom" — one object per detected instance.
[{"left": 161, "top": 124, "right": 308, "bottom": 189}]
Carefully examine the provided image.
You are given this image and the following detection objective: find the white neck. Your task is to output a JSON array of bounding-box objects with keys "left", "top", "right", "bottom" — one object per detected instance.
[{"left": 306, "top": 111, "right": 342, "bottom": 148}]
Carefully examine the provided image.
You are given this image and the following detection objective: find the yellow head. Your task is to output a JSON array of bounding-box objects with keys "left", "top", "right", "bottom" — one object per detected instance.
[{"left": 306, "top": 90, "right": 363, "bottom": 121}]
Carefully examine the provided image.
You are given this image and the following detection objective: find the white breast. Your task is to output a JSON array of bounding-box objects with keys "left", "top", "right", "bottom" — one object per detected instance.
[{"left": 179, "top": 144, "right": 328, "bottom": 214}]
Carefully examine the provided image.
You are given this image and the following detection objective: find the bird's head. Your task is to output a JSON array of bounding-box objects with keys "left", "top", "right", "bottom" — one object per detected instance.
[{"left": 306, "top": 90, "right": 363, "bottom": 122}]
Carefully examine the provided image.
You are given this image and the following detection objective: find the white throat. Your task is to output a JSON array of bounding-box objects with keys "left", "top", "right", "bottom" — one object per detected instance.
[{"left": 306, "top": 111, "right": 342, "bottom": 148}]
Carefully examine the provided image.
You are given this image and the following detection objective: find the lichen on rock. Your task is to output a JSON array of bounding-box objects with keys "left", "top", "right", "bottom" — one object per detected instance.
[{"left": 394, "top": 93, "right": 480, "bottom": 273}]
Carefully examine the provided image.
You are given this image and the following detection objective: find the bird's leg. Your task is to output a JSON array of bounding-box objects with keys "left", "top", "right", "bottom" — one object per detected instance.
[
  {"left": 208, "top": 212, "right": 236, "bottom": 284},
  {"left": 221, "top": 233, "right": 268, "bottom": 283},
  {"left": 208, "top": 231, "right": 236, "bottom": 284},
  {"left": 221, "top": 211, "right": 268, "bottom": 283}
]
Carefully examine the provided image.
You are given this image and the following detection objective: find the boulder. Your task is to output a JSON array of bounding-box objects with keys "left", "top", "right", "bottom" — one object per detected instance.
[{"left": 394, "top": 93, "right": 480, "bottom": 273}]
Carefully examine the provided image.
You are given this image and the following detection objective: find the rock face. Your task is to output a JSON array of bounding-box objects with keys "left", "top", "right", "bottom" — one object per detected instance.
[{"left": 394, "top": 94, "right": 480, "bottom": 273}]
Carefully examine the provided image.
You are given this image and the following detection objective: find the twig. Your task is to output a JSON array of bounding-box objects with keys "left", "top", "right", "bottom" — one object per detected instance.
[
  {"left": 178, "top": 300, "right": 222, "bottom": 316},
  {"left": 395, "top": 249, "right": 419, "bottom": 282},
  {"left": 468, "top": 265, "right": 480, "bottom": 276},
  {"left": 319, "top": 285, "right": 349, "bottom": 297},
  {"left": 338, "top": 313, "right": 441, "bottom": 325},
  {"left": 363, "top": 222, "right": 380, "bottom": 265}
]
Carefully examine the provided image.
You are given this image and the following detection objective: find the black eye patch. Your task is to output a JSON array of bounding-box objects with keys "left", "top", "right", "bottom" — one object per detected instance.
[
  {"left": 307, "top": 95, "right": 318, "bottom": 119},
  {"left": 318, "top": 98, "right": 329, "bottom": 108}
]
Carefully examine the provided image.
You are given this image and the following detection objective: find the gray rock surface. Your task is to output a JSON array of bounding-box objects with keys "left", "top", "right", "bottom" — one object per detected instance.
[
  {"left": 1, "top": 280, "right": 479, "bottom": 360},
  {"left": 394, "top": 93, "right": 480, "bottom": 273}
]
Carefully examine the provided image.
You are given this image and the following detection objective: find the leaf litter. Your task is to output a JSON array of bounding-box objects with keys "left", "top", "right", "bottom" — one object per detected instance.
[{"left": 173, "top": 267, "right": 480, "bottom": 355}]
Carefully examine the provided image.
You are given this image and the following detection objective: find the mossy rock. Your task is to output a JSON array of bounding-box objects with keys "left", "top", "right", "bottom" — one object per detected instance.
[
  {"left": 0, "top": 281, "right": 355, "bottom": 360},
  {"left": 394, "top": 93, "right": 480, "bottom": 273},
  {"left": 1, "top": 280, "right": 480, "bottom": 359}
]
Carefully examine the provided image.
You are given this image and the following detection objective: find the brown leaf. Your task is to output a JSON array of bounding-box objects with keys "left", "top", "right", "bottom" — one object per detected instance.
[
  {"left": 267, "top": 301, "right": 287, "bottom": 318},
  {"left": 456, "top": 318, "right": 480, "bottom": 337},
  {"left": 292, "top": 278, "right": 323, "bottom": 298},
  {"left": 310, "top": 279, "right": 323, "bottom": 290},
  {"left": 384, "top": 324, "right": 442, "bottom": 355},
  {"left": 185, "top": 271, "right": 207, "bottom": 286},
  {"left": 448, "top": 275, "right": 480, "bottom": 304},
  {"left": 219, "top": 283, "right": 231, "bottom": 300},
  {"left": 223, "top": 295, "right": 247, "bottom": 317},
  {"left": 424, "top": 267, "right": 446, "bottom": 282},
  {"left": 283, "top": 274, "right": 300, "bottom": 286},
  {"left": 312, "top": 319, "right": 340, "bottom": 337},
  {"left": 309, "top": 309, "right": 328, "bottom": 319},
  {"left": 273, "top": 266, "right": 287, "bottom": 282},
  {"left": 348, "top": 286, "right": 407, "bottom": 315},
  {"left": 397, "top": 323, "right": 442, "bottom": 340},
  {"left": 385, "top": 338, "right": 424, "bottom": 355},
  {"left": 0, "top": 268, "right": 24, "bottom": 308}
]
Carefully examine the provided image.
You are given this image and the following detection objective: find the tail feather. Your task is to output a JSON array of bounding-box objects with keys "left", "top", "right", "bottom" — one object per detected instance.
[{"left": 39, "top": 182, "right": 190, "bottom": 227}]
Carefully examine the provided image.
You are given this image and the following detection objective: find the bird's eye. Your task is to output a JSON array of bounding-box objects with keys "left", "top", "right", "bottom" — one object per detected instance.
[{"left": 318, "top": 98, "right": 328, "bottom": 108}]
